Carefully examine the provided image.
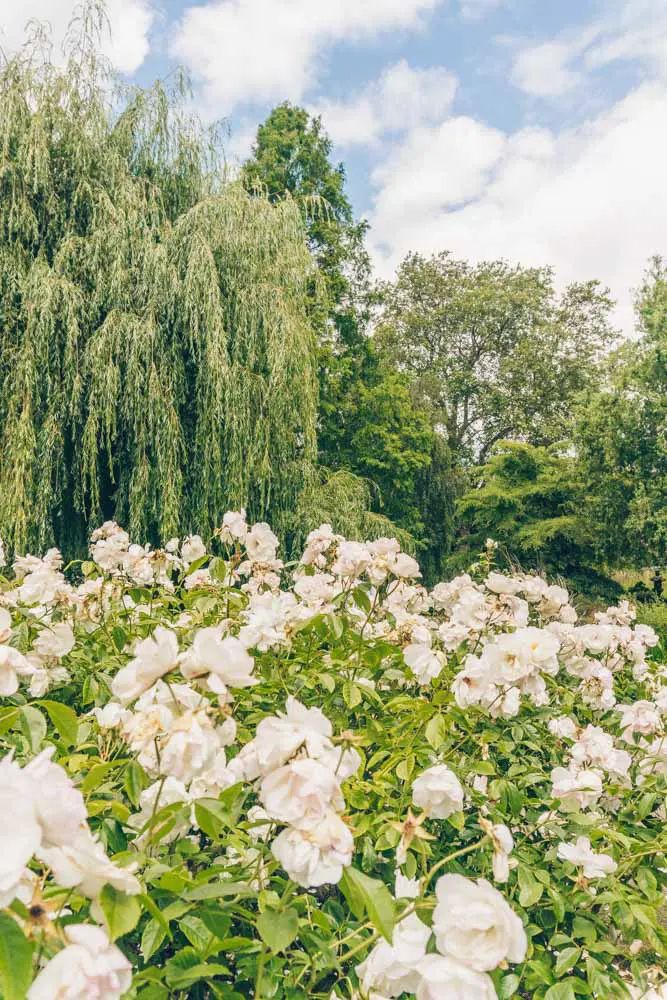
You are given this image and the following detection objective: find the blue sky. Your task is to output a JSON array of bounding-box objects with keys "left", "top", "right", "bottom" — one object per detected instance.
[{"left": 3, "top": 0, "right": 667, "bottom": 330}]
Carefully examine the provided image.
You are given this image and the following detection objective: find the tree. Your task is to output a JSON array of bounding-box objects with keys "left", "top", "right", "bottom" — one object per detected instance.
[
  {"left": 243, "top": 105, "right": 459, "bottom": 573},
  {"left": 577, "top": 258, "right": 667, "bottom": 567},
  {"left": 242, "top": 102, "right": 370, "bottom": 338},
  {"left": 377, "top": 252, "right": 615, "bottom": 464},
  {"left": 456, "top": 441, "right": 619, "bottom": 598},
  {"left": 0, "top": 13, "right": 318, "bottom": 556}
]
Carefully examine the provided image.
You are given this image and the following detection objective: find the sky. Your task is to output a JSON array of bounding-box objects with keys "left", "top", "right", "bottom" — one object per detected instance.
[{"left": 2, "top": 0, "right": 667, "bottom": 332}]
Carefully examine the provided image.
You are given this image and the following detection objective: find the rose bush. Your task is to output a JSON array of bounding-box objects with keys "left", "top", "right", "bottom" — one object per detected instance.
[{"left": 0, "top": 518, "right": 665, "bottom": 999}]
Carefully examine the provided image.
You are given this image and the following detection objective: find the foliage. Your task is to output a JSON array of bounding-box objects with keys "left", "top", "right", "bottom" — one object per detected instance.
[
  {"left": 291, "top": 468, "right": 416, "bottom": 554},
  {"left": 243, "top": 103, "right": 457, "bottom": 567},
  {"left": 242, "top": 101, "right": 371, "bottom": 339},
  {"left": 456, "top": 442, "right": 598, "bottom": 577},
  {"left": 377, "top": 252, "right": 616, "bottom": 463},
  {"left": 0, "top": 17, "right": 317, "bottom": 559},
  {"left": 577, "top": 258, "right": 667, "bottom": 568},
  {"left": 0, "top": 515, "right": 665, "bottom": 1000}
]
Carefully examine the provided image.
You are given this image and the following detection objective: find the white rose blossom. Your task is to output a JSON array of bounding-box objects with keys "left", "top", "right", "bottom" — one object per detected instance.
[
  {"left": 412, "top": 764, "right": 464, "bottom": 819},
  {"left": 27, "top": 924, "right": 132, "bottom": 1000},
  {"left": 557, "top": 836, "right": 617, "bottom": 879},
  {"left": 416, "top": 954, "right": 497, "bottom": 1000},
  {"left": 431, "top": 874, "right": 527, "bottom": 972}
]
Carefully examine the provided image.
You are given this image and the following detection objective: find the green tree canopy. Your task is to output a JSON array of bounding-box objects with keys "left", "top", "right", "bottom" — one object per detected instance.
[
  {"left": 0, "top": 13, "right": 317, "bottom": 556},
  {"left": 377, "top": 252, "right": 616, "bottom": 463},
  {"left": 577, "top": 257, "right": 667, "bottom": 567},
  {"left": 243, "top": 103, "right": 458, "bottom": 572},
  {"left": 456, "top": 441, "right": 608, "bottom": 588},
  {"left": 242, "top": 101, "right": 370, "bottom": 338}
]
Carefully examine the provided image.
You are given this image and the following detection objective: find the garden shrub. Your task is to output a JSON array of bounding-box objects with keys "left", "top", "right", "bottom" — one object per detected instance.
[{"left": 0, "top": 522, "right": 665, "bottom": 999}]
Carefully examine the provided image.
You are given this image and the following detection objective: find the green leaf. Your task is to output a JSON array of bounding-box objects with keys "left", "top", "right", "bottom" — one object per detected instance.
[
  {"left": 352, "top": 586, "right": 372, "bottom": 614},
  {"left": 124, "top": 761, "right": 149, "bottom": 808},
  {"left": 167, "top": 963, "right": 231, "bottom": 989},
  {"left": 0, "top": 707, "right": 20, "bottom": 736},
  {"left": 193, "top": 784, "right": 246, "bottom": 838},
  {"left": 256, "top": 907, "right": 299, "bottom": 953},
  {"left": 0, "top": 914, "right": 34, "bottom": 1000},
  {"left": 100, "top": 885, "right": 141, "bottom": 941},
  {"left": 425, "top": 713, "right": 447, "bottom": 750},
  {"left": 82, "top": 759, "right": 129, "bottom": 793},
  {"left": 112, "top": 626, "right": 127, "bottom": 652},
  {"left": 20, "top": 705, "right": 46, "bottom": 752},
  {"left": 37, "top": 700, "right": 79, "bottom": 746},
  {"left": 199, "top": 909, "right": 231, "bottom": 939},
  {"left": 141, "top": 919, "right": 167, "bottom": 961},
  {"left": 555, "top": 947, "right": 581, "bottom": 976},
  {"left": 342, "top": 680, "right": 361, "bottom": 708},
  {"left": 339, "top": 867, "right": 396, "bottom": 943},
  {"left": 545, "top": 982, "right": 577, "bottom": 1000},
  {"left": 518, "top": 868, "right": 544, "bottom": 907},
  {"left": 499, "top": 974, "right": 520, "bottom": 998},
  {"left": 183, "top": 881, "right": 257, "bottom": 901}
]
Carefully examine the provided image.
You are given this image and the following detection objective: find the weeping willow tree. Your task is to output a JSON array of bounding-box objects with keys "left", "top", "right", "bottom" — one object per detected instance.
[{"left": 0, "top": 5, "right": 318, "bottom": 557}]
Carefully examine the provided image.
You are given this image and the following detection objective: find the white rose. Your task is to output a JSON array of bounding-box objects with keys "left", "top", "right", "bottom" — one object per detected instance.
[
  {"left": 485, "top": 572, "right": 521, "bottom": 595},
  {"left": 404, "top": 642, "right": 445, "bottom": 685},
  {"left": 220, "top": 509, "right": 248, "bottom": 543},
  {"left": 93, "top": 703, "right": 129, "bottom": 730},
  {"left": 356, "top": 912, "right": 430, "bottom": 997},
  {"left": 0, "top": 606, "right": 11, "bottom": 642},
  {"left": 432, "top": 874, "right": 527, "bottom": 972},
  {"left": 557, "top": 836, "right": 617, "bottom": 878},
  {"left": 158, "top": 711, "right": 224, "bottom": 783},
  {"left": 412, "top": 765, "right": 463, "bottom": 819},
  {"left": 37, "top": 828, "right": 140, "bottom": 900},
  {"left": 180, "top": 629, "right": 256, "bottom": 688},
  {"left": 111, "top": 626, "right": 179, "bottom": 703},
  {"left": 33, "top": 622, "right": 75, "bottom": 659},
  {"left": 0, "top": 644, "right": 34, "bottom": 696},
  {"left": 548, "top": 716, "right": 578, "bottom": 740},
  {"left": 270, "top": 810, "right": 353, "bottom": 887},
  {"left": 24, "top": 748, "right": 89, "bottom": 847},
  {"left": 392, "top": 552, "right": 421, "bottom": 579},
  {"left": 27, "top": 924, "right": 132, "bottom": 1000},
  {"left": 0, "top": 756, "right": 42, "bottom": 905},
  {"left": 181, "top": 534, "right": 207, "bottom": 567},
  {"left": 245, "top": 522, "right": 279, "bottom": 562},
  {"left": 416, "top": 954, "right": 497, "bottom": 1000},
  {"left": 550, "top": 766, "right": 602, "bottom": 812},
  {"left": 253, "top": 696, "right": 333, "bottom": 774},
  {"left": 260, "top": 758, "right": 344, "bottom": 828}
]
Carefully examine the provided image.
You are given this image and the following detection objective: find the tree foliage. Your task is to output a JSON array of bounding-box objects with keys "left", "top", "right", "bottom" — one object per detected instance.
[
  {"left": 377, "top": 252, "right": 616, "bottom": 463},
  {"left": 0, "top": 16, "right": 318, "bottom": 557},
  {"left": 577, "top": 258, "right": 667, "bottom": 567},
  {"left": 457, "top": 442, "right": 595, "bottom": 574}
]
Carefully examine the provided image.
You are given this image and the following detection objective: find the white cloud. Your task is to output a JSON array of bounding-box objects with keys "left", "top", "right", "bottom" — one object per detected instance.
[
  {"left": 369, "top": 81, "right": 667, "bottom": 332},
  {"left": 511, "top": 40, "right": 586, "bottom": 98},
  {"left": 312, "top": 60, "right": 457, "bottom": 147},
  {"left": 0, "top": 0, "right": 154, "bottom": 74},
  {"left": 511, "top": 0, "right": 667, "bottom": 98},
  {"left": 170, "top": 0, "right": 443, "bottom": 113}
]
